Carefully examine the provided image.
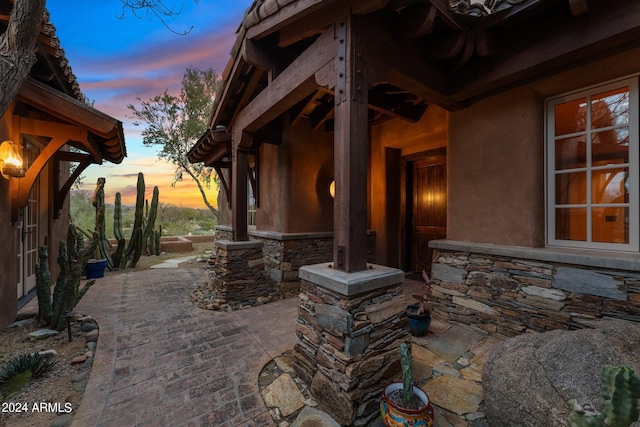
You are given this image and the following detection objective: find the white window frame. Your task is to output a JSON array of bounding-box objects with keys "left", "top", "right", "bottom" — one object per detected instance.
[{"left": 546, "top": 77, "right": 639, "bottom": 252}]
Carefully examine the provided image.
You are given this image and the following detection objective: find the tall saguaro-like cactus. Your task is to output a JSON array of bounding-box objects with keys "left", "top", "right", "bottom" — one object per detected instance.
[
  {"left": 111, "top": 172, "right": 160, "bottom": 268},
  {"left": 111, "top": 192, "right": 127, "bottom": 269},
  {"left": 92, "top": 177, "right": 113, "bottom": 269}
]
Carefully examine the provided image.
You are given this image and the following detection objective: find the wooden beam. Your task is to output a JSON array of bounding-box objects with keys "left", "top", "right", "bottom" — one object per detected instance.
[
  {"left": 231, "top": 140, "right": 250, "bottom": 241},
  {"left": 17, "top": 78, "right": 120, "bottom": 139},
  {"left": 247, "top": 0, "right": 389, "bottom": 42},
  {"left": 363, "top": 19, "right": 464, "bottom": 110},
  {"left": 241, "top": 38, "right": 275, "bottom": 71},
  {"left": 55, "top": 154, "right": 93, "bottom": 218},
  {"left": 213, "top": 163, "right": 231, "bottom": 209},
  {"left": 393, "top": 3, "right": 437, "bottom": 40},
  {"left": 451, "top": 1, "right": 640, "bottom": 102},
  {"left": 232, "top": 28, "right": 338, "bottom": 136},
  {"left": 246, "top": 0, "right": 338, "bottom": 41},
  {"left": 11, "top": 136, "right": 75, "bottom": 221},
  {"left": 333, "top": 14, "right": 368, "bottom": 272},
  {"left": 19, "top": 117, "right": 103, "bottom": 163}
]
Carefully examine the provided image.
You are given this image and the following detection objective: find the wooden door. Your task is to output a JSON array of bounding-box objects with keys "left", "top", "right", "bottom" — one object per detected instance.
[{"left": 412, "top": 153, "right": 447, "bottom": 274}]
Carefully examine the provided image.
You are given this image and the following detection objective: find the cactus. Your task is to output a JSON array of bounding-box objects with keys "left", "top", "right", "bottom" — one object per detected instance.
[
  {"left": 34, "top": 246, "right": 52, "bottom": 323},
  {"left": 143, "top": 186, "right": 159, "bottom": 249},
  {"left": 92, "top": 177, "right": 113, "bottom": 269},
  {"left": 125, "top": 172, "right": 146, "bottom": 265},
  {"left": 400, "top": 343, "right": 414, "bottom": 406},
  {"left": 568, "top": 365, "right": 640, "bottom": 427},
  {"left": 155, "top": 225, "right": 162, "bottom": 255},
  {"left": 121, "top": 173, "right": 159, "bottom": 267},
  {"left": 35, "top": 224, "right": 97, "bottom": 331},
  {"left": 111, "top": 192, "right": 127, "bottom": 269}
]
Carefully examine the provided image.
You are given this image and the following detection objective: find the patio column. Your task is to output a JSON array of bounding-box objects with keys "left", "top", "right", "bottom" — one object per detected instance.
[
  {"left": 231, "top": 135, "right": 249, "bottom": 242},
  {"left": 333, "top": 13, "right": 368, "bottom": 273}
]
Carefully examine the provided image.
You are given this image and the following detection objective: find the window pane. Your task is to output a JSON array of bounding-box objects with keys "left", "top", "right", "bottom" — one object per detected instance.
[
  {"left": 556, "top": 136, "right": 586, "bottom": 170},
  {"left": 591, "top": 87, "right": 629, "bottom": 129},
  {"left": 555, "top": 98, "right": 586, "bottom": 136},
  {"left": 592, "top": 168, "right": 628, "bottom": 204},
  {"left": 556, "top": 172, "right": 586, "bottom": 205},
  {"left": 591, "top": 127, "right": 629, "bottom": 166},
  {"left": 592, "top": 206, "right": 629, "bottom": 243},
  {"left": 555, "top": 208, "right": 586, "bottom": 241}
]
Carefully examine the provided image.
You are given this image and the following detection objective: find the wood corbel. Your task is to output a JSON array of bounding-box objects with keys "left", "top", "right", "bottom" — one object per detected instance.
[{"left": 53, "top": 152, "right": 93, "bottom": 219}]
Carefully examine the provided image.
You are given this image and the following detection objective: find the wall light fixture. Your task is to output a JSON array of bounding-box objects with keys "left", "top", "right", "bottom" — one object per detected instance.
[{"left": 0, "top": 140, "right": 25, "bottom": 179}]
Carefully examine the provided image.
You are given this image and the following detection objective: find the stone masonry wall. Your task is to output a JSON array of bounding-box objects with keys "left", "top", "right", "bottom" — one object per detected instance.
[
  {"left": 430, "top": 249, "right": 640, "bottom": 337},
  {"left": 292, "top": 279, "right": 409, "bottom": 426},
  {"left": 211, "top": 241, "right": 278, "bottom": 308},
  {"left": 215, "top": 229, "right": 376, "bottom": 297}
]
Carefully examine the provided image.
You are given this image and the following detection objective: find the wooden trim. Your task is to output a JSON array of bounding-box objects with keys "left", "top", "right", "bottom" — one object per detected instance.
[
  {"left": 54, "top": 153, "right": 93, "bottom": 218},
  {"left": 232, "top": 28, "right": 338, "bottom": 134},
  {"left": 17, "top": 78, "right": 121, "bottom": 139}
]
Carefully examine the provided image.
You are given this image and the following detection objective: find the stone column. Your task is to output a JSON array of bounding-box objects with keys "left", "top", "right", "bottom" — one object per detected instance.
[
  {"left": 293, "top": 263, "right": 408, "bottom": 425},
  {"left": 212, "top": 240, "right": 276, "bottom": 308}
]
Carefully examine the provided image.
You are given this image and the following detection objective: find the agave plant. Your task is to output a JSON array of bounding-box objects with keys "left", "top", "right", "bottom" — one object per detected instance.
[
  {"left": 0, "top": 353, "right": 56, "bottom": 384},
  {"left": 0, "top": 353, "right": 56, "bottom": 402}
]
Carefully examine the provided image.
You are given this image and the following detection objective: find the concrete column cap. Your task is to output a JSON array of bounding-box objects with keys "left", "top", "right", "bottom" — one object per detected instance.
[{"left": 299, "top": 263, "right": 404, "bottom": 296}]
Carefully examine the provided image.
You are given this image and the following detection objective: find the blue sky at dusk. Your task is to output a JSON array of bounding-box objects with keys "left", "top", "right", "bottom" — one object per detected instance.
[{"left": 46, "top": 0, "right": 252, "bottom": 208}]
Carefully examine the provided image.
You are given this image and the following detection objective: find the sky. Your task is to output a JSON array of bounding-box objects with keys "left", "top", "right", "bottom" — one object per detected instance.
[{"left": 45, "top": 0, "right": 253, "bottom": 208}]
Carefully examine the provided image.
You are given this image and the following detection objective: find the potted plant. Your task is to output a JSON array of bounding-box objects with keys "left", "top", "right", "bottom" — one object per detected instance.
[
  {"left": 407, "top": 270, "right": 432, "bottom": 336},
  {"left": 380, "top": 343, "right": 434, "bottom": 426}
]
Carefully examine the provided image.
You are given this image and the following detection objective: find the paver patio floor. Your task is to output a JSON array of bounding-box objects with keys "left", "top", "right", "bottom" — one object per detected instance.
[
  {"left": 70, "top": 268, "right": 296, "bottom": 427},
  {"left": 39, "top": 266, "right": 506, "bottom": 427}
]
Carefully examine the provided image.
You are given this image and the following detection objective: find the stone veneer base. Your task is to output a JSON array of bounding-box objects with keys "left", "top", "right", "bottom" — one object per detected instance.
[
  {"left": 293, "top": 263, "right": 409, "bottom": 425},
  {"left": 429, "top": 240, "right": 640, "bottom": 336},
  {"left": 211, "top": 239, "right": 279, "bottom": 307}
]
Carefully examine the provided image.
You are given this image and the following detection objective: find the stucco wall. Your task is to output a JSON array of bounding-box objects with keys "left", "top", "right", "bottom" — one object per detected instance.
[
  {"left": 448, "top": 87, "right": 545, "bottom": 246},
  {"left": 447, "top": 44, "right": 640, "bottom": 248},
  {"left": 256, "top": 118, "right": 333, "bottom": 233}
]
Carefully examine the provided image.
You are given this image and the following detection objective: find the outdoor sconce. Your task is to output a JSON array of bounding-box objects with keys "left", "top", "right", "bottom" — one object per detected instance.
[
  {"left": 0, "top": 140, "right": 25, "bottom": 179},
  {"left": 329, "top": 180, "right": 336, "bottom": 198}
]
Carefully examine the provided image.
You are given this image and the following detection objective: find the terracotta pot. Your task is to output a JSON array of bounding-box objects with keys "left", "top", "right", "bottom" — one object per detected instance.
[
  {"left": 407, "top": 305, "right": 431, "bottom": 337},
  {"left": 380, "top": 382, "right": 434, "bottom": 427}
]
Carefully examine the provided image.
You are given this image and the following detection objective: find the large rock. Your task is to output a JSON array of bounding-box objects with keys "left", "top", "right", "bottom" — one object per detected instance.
[{"left": 482, "top": 319, "right": 640, "bottom": 427}]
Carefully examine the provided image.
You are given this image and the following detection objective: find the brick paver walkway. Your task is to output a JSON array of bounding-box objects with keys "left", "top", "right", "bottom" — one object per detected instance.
[{"left": 70, "top": 268, "right": 297, "bottom": 427}]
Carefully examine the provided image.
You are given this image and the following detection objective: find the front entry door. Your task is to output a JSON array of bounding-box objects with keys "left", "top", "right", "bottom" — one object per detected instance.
[{"left": 411, "top": 151, "right": 447, "bottom": 274}]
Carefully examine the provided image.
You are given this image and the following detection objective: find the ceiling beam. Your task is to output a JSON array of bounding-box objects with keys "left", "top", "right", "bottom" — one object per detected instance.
[
  {"left": 232, "top": 28, "right": 338, "bottom": 139},
  {"left": 451, "top": 1, "right": 640, "bottom": 102}
]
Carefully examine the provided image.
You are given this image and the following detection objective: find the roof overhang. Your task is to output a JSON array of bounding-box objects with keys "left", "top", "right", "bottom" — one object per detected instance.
[{"left": 16, "top": 77, "right": 126, "bottom": 164}]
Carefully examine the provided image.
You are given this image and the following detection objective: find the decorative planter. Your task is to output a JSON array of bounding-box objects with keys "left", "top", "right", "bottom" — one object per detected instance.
[
  {"left": 407, "top": 305, "right": 431, "bottom": 337},
  {"left": 380, "top": 382, "right": 434, "bottom": 427},
  {"left": 85, "top": 259, "right": 107, "bottom": 279}
]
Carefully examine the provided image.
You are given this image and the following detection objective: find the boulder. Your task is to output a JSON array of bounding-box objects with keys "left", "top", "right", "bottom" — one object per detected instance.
[{"left": 482, "top": 319, "right": 640, "bottom": 427}]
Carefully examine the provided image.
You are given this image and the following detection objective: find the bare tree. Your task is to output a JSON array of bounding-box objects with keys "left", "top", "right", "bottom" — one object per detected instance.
[
  {"left": 0, "top": 0, "right": 195, "bottom": 120},
  {"left": 118, "top": 0, "right": 198, "bottom": 35}
]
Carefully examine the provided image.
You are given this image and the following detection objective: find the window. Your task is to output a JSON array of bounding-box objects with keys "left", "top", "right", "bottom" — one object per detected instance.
[{"left": 547, "top": 78, "right": 639, "bottom": 251}]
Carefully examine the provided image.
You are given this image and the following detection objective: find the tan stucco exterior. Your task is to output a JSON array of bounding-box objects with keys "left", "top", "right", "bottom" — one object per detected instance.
[{"left": 256, "top": 117, "right": 334, "bottom": 233}]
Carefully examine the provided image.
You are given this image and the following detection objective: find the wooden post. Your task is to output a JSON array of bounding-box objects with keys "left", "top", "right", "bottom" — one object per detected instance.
[
  {"left": 231, "top": 136, "right": 250, "bottom": 241},
  {"left": 333, "top": 14, "right": 368, "bottom": 272}
]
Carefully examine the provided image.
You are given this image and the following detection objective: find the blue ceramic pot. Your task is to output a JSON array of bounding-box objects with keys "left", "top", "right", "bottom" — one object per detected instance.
[
  {"left": 407, "top": 305, "right": 431, "bottom": 337},
  {"left": 85, "top": 259, "right": 107, "bottom": 279}
]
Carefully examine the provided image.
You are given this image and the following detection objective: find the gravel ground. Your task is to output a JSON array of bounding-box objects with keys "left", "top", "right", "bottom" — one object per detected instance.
[{"left": 0, "top": 315, "right": 94, "bottom": 427}]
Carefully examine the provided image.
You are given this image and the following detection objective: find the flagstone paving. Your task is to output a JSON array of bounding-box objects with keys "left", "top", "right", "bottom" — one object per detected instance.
[{"left": 30, "top": 265, "right": 506, "bottom": 427}]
